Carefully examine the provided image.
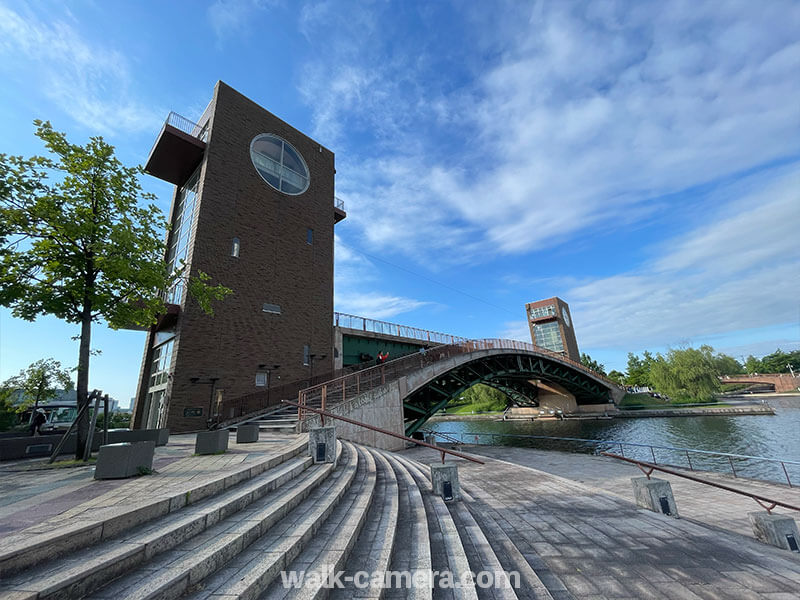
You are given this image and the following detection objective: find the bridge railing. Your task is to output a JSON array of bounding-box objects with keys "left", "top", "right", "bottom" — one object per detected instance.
[
  {"left": 296, "top": 338, "right": 620, "bottom": 421},
  {"left": 334, "top": 312, "right": 468, "bottom": 345}
]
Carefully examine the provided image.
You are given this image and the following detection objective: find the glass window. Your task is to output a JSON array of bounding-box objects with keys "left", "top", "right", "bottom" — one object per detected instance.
[
  {"left": 147, "top": 338, "right": 175, "bottom": 393},
  {"left": 534, "top": 321, "right": 565, "bottom": 352},
  {"left": 306, "top": 228, "right": 313, "bottom": 245},
  {"left": 164, "top": 167, "right": 201, "bottom": 305},
  {"left": 529, "top": 304, "right": 556, "bottom": 319},
  {"left": 303, "top": 345, "right": 310, "bottom": 366},
  {"left": 250, "top": 134, "right": 310, "bottom": 195},
  {"left": 255, "top": 372, "right": 267, "bottom": 386},
  {"left": 231, "top": 237, "right": 240, "bottom": 258}
]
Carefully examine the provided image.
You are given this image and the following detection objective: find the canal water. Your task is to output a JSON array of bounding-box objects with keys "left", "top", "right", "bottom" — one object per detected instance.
[{"left": 427, "top": 396, "right": 800, "bottom": 484}]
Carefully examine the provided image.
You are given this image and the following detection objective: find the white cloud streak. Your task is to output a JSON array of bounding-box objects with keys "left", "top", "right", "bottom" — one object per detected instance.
[
  {"left": 569, "top": 170, "right": 800, "bottom": 348},
  {"left": 0, "top": 3, "right": 163, "bottom": 135},
  {"left": 299, "top": 1, "right": 800, "bottom": 262},
  {"left": 334, "top": 235, "right": 430, "bottom": 320}
]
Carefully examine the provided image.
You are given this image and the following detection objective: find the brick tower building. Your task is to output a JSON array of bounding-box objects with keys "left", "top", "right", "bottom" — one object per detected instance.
[
  {"left": 132, "top": 81, "right": 345, "bottom": 432},
  {"left": 525, "top": 297, "right": 580, "bottom": 362}
]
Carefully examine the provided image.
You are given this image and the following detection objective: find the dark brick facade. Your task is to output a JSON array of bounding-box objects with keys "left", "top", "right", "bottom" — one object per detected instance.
[
  {"left": 133, "top": 81, "right": 340, "bottom": 433},
  {"left": 525, "top": 297, "right": 580, "bottom": 362}
]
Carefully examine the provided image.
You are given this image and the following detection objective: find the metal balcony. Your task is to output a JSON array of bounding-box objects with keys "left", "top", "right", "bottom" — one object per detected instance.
[
  {"left": 144, "top": 112, "right": 207, "bottom": 187},
  {"left": 334, "top": 196, "right": 347, "bottom": 223}
]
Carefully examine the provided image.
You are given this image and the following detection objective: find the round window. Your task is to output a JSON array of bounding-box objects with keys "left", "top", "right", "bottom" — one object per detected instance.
[{"left": 250, "top": 134, "right": 310, "bottom": 195}]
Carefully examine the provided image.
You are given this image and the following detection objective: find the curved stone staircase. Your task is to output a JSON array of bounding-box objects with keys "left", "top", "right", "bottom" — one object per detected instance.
[{"left": 0, "top": 435, "right": 561, "bottom": 600}]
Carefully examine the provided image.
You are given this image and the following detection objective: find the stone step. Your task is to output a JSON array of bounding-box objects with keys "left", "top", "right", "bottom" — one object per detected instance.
[
  {"left": 387, "top": 454, "right": 478, "bottom": 600},
  {"left": 440, "top": 491, "right": 519, "bottom": 600},
  {"left": 329, "top": 449, "right": 400, "bottom": 600},
  {"left": 82, "top": 441, "right": 348, "bottom": 600},
  {"left": 376, "top": 451, "right": 432, "bottom": 600},
  {"left": 457, "top": 489, "right": 555, "bottom": 600},
  {"left": 175, "top": 441, "right": 359, "bottom": 600},
  {"left": 259, "top": 446, "right": 378, "bottom": 599},
  {"left": 398, "top": 454, "right": 559, "bottom": 600},
  {"left": 0, "top": 444, "right": 322, "bottom": 600},
  {"left": 0, "top": 435, "right": 309, "bottom": 579},
  {"left": 454, "top": 480, "right": 569, "bottom": 600}
]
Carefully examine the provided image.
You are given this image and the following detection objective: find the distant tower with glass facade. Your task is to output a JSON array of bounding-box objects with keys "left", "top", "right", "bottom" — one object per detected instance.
[
  {"left": 525, "top": 297, "right": 580, "bottom": 362},
  {"left": 131, "top": 81, "right": 345, "bottom": 432}
]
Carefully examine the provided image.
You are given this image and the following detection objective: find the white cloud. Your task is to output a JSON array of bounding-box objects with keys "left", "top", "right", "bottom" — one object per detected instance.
[
  {"left": 498, "top": 320, "right": 531, "bottom": 343},
  {"left": 207, "top": 0, "right": 283, "bottom": 43},
  {"left": 569, "top": 170, "right": 800, "bottom": 349},
  {"left": 0, "top": 3, "right": 163, "bottom": 135},
  {"left": 298, "top": 1, "right": 800, "bottom": 264},
  {"left": 334, "top": 235, "right": 430, "bottom": 320}
]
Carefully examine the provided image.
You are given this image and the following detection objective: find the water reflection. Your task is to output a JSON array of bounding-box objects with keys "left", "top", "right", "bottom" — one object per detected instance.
[{"left": 427, "top": 402, "right": 800, "bottom": 484}]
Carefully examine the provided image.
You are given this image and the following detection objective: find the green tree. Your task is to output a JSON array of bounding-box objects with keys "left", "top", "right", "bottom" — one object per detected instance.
[
  {"left": 711, "top": 352, "right": 744, "bottom": 376},
  {"left": 1, "top": 358, "right": 73, "bottom": 410},
  {"left": 759, "top": 349, "right": 800, "bottom": 374},
  {"left": 649, "top": 345, "right": 720, "bottom": 402},
  {"left": 607, "top": 369, "right": 626, "bottom": 384},
  {"left": 625, "top": 351, "right": 655, "bottom": 387},
  {"left": 745, "top": 355, "right": 762, "bottom": 374},
  {"left": 0, "top": 121, "right": 230, "bottom": 458},
  {"left": 458, "top": 383, "right": 508, "bottom": 412},
  {"left": 580, "top": 353, "right": 606, "bottom": 375}
]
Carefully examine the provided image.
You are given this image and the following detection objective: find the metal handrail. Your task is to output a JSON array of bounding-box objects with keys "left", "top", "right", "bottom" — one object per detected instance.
[
  {"left": 420, "top": 429, "right": 463, "bottom": 446},
  {"left": 281, "top": 399, "right": 484, "bottom": 465},
  {"left": 601, "top": 452, "right": 800, "bottom": 514},
  {"left": 334, "top": 312, "right": 467, "bottom": 345},
  {"left": 334, "top": 196, "right": 345, "bottom": 211},
  {"left": 165, "top": 111, "right": 204, "bottom": 138},
  {"left": 432, "top": 430, "right": 798, "bottom": 487}
]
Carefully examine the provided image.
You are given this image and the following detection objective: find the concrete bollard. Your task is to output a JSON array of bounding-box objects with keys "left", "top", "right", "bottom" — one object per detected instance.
[
  {"left": 95, "top": 441, "right": 155, "bottom": 479},
  {"left": 309, "top": 426, "right": 336, "bottom": 464},
  {"left": 631, "top": 477, "right": 679, "bottom": 517},
  {"left": 430, "top": 462, "right": 461, "bottom": 502},
  {"left": 195, "top": 430, "right": 229, "bottom": 455},
  {"left": 749, "top": 512, "right": 800, "bottom": 552},
  {"left": 236, "top": 423, "right": 260, "bottom": 444}
]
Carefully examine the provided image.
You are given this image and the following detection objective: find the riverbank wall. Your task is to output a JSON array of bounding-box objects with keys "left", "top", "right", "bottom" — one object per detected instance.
[
  {"left": 614, "top": 404, "right": 774, "bottom": 418},
  {"left": 428, "top": 403, "right": 775, "bottom": 422}
]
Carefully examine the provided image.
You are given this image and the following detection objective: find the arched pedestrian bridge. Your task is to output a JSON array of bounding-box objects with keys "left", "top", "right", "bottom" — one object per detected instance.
[
  {"left": 719, "top": 373, "right": 800, "bottom": 393},
  {"left": 297, "top": 339, "right": 623, "bottom": 437}
]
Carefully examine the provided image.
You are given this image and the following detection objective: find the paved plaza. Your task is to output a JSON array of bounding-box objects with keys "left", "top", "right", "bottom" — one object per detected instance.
[
  {"left": 403, "top": 444, "right": 800, "bottom": 599},
  {"left": 1, "top": 435, "right": 798, "bottom": 599}
]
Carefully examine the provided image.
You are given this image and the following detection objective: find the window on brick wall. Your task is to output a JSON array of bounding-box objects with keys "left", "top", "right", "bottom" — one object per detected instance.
[
  {"left": 306, "top": 228, "right": 313, "bottom": 245},
  {"left": 303, "top": 345, "right": 310, "bottom": 366},
  {"left": 231, "top": 237, "right": 240, "bottom": 258},
  {"left": 255, "top": 372, "right": 267, "bottom": 386}
]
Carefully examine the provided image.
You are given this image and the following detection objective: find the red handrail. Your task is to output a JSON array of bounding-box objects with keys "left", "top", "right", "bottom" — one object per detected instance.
[
  {"left": 601, "top": 452, "right": 800, "bottom": 514},
  {"left": 282, "top": 399, "right": 484, "bottom": 464}
]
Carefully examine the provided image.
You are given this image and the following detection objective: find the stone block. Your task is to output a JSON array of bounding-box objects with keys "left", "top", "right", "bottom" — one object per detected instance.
[
  {"left": 107, "top": 427, "right": 170, "bottom": 446},
  {"left": 195, "top": 430, "right": 229, "bottom": 455},
  {"left": 749, "top": 512, "right": 800, "bottom": 552},
  {"left": 430, "top": 462, "right": 461, "bottom": 501},
  {"left": 631, "top": 477, "right": 678, "bottom": 517},
  {"left": 95, "top": 441, "right": 155, "bottom": 479},
  {"left": 236, "top": 423, "right": 260, "bottom": 444},
  {"left": 309, "top": 426, "right": 336, "bottom": 464}
]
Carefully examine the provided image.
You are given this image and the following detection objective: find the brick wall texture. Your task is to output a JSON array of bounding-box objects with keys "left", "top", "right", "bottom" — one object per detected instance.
[{"left": 133, "top": 81, "right": 338, "bottom": 432}]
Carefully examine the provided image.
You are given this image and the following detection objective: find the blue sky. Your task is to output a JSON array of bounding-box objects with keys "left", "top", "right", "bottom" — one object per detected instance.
[{"left": 1, "top": 0, "right": 798, "bottom": 406}]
